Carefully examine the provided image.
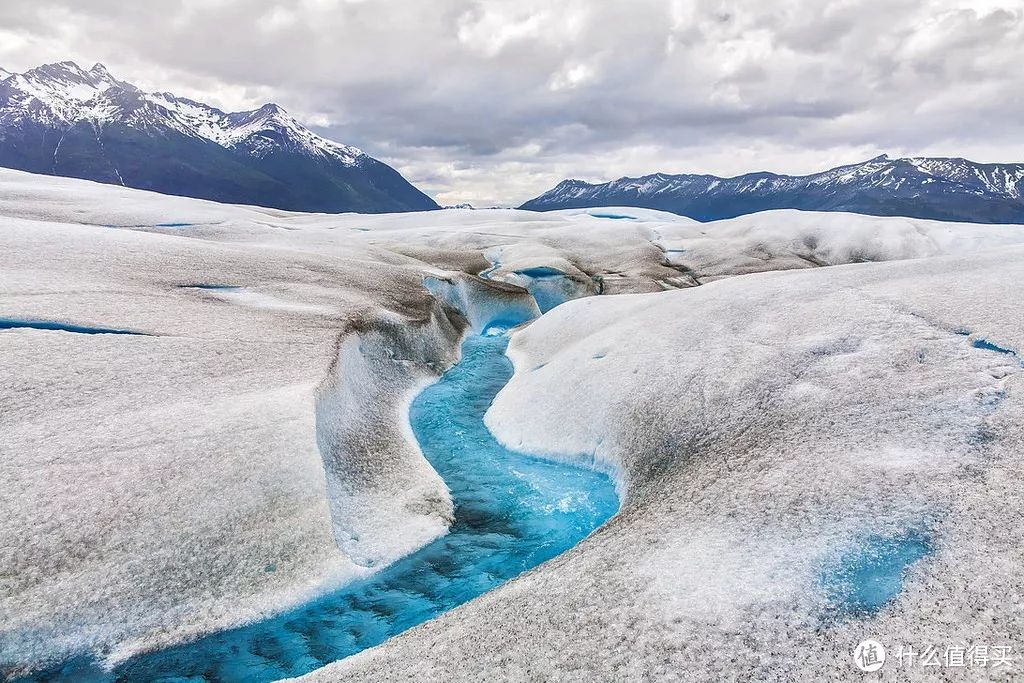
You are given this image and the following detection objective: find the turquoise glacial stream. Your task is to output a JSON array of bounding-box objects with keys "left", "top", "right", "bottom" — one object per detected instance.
[{"left": 34, "top": 332, "right": 619, "bottom": 682}]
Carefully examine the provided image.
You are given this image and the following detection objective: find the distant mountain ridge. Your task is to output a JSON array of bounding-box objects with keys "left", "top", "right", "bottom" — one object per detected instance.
[
  {"left": 0, "top": 61, "right": 437, "bottom": 213},
  {"left": 520, "top": 155, "right": 1024, "bottom": 223}
]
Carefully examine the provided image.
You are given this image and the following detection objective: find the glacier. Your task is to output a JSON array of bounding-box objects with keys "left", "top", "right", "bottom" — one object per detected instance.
[
  {"left": 3, "top": 168, "right": 1024, "bottom": 680},
  {"left": 31, "top": 332, "right": 617, "bottom": 682}
]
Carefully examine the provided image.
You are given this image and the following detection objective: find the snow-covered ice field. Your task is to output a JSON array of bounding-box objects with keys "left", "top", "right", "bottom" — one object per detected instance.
[{"left": 3, "top": 168, "right": 1024, "bottom": 680}]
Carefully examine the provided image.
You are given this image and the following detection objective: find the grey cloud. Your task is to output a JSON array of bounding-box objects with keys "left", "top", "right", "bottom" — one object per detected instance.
[{"left": 1, "top": 0, "right": 1023, "bottom": 206}]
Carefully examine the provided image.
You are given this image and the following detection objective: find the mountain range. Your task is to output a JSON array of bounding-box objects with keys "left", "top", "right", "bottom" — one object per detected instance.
[
  {"left": 5, "top": 61, "right": 1023, "bottom": 224},
  {"left": 0, "top": 61, "right": 437, "bottom": 213},
  {"left": 520, "top": 155, "right": 1024, "bottom": 223}
]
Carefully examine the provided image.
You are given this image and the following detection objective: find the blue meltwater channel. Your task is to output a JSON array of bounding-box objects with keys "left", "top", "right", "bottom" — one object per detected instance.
[{"left": 41, "top": 333, "right": 619, "bottom": 682}]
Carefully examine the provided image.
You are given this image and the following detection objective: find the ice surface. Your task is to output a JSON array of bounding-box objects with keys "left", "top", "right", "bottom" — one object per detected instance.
[
  {"left": 476, "top": 264, "right": 590, "bottom": 314},
  {"left": 648, "top": 209, "right": 1024, "bottom": 282},
  {"left": 25, "top": 334, "right": 616, "bottom": 682},
  {"left": 313, "top": 315, "right": 458, "bottom": 570},
  {"left": 820, "top": 530, "right": 933, "bottom": 616},
  {"left": 309, "top": 249, "right": 1024, "bottom": 680},
  {"left": 4, "top": 168, "right": 1024, "bottom": 680},
  {"left": 421, "top": 274, "right": 540, "bottom": 333}
]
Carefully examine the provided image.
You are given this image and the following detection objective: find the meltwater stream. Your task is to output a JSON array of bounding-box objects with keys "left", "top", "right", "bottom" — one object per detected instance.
[{"left": 42, "top": 332, "right": 618, "bottom": 682}]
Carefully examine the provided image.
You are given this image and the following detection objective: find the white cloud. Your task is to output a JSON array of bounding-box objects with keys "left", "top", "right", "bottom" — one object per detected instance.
[
  {"left": 547, "top": 62, "right": 595, "bottom": 91},
  {"left": 257, "top": 5, "right": 298, "bottom": 32}
]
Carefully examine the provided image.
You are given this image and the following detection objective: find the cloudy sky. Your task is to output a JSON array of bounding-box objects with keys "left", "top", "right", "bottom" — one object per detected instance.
[{"left": 1, "top": 0, "right": 1022, "bottom": 206}]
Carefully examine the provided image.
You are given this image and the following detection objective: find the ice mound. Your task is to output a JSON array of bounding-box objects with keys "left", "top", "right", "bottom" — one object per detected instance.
[
  {"left": 315, "top": 307, "right": 461, "bottom": 569},
  {"left": 649, "top": 209, "right": 1024, "bottom": 282}
]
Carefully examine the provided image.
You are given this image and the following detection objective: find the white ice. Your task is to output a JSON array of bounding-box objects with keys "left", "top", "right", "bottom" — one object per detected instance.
[{"left": 2, "top": 169, "right": 1024, "bottom": 680}]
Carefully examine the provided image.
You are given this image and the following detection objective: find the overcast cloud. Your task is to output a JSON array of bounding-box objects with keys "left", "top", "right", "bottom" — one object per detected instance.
[{"left": 1, "top": 0, "right": 1022, "bottom": 206}]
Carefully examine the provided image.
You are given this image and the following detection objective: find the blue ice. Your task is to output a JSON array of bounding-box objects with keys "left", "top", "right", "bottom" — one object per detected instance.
[
  {"left": 972, "top": 338, "right": 1018, "bottom": 358},
  {"left": 515, "top": 266, "right": 564, "bottom": 278},
  {"left": 180, "top": 284, "right": 242, "bottom": 291},
  {"left": 820, "top": 530, "right": 932, "bottom": 616},
  {"left": 512, "top": 268, "right": 575, "bottom": 313},
  {"left": 588, "top": 213, "right": 636, "bottom": 220},
  {"left": 28, "top": 334, "right": 618, "bottom": 682},
  {"left": 0, "top": 319, "right": 150, "bottom": 336},
  {"left": 481, "top": 317, "right": 525, "bottom": 336}
]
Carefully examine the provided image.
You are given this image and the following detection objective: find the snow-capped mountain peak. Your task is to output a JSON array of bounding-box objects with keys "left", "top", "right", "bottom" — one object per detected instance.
[
  {"left": 1, "top": 61, "right": 126, "bottom": 125},
  {"left": 521, "top": 155, "right": 1024, "bottom": 223},
  {"left": 87, "top": 62, "right": 118, "bottom": 83},
  {"left": 0, "top": 60, "right": 436, "bottom": 213},
  {"left": 0, "top": 60, "right": 364, "bottom": 165},
  {"left": 221, "top": 101, "right": 363, "bottom": 162}
]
